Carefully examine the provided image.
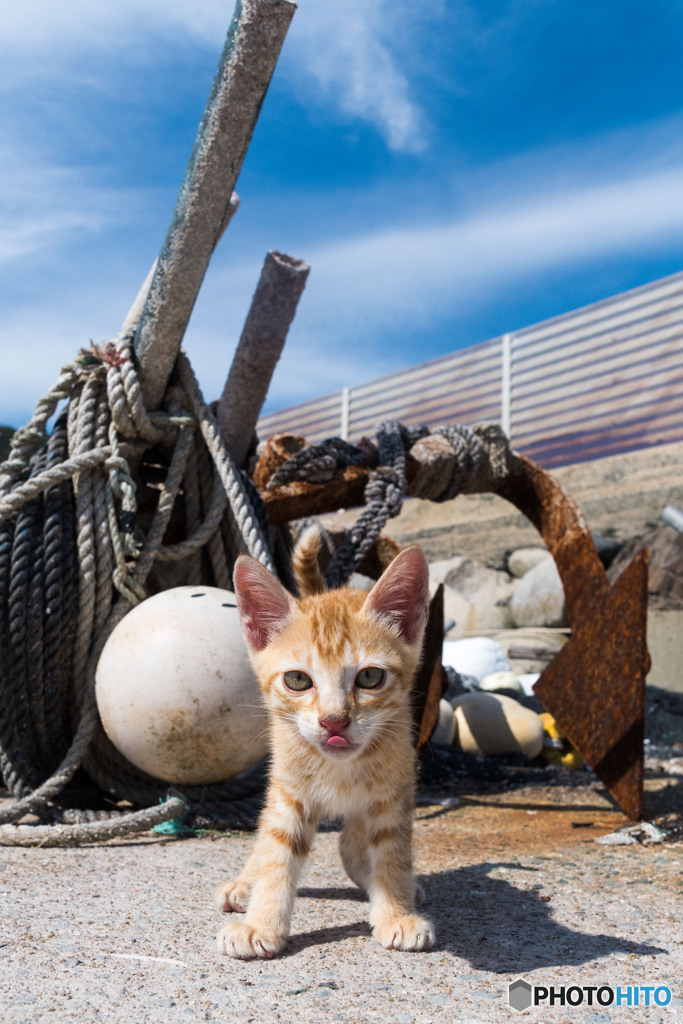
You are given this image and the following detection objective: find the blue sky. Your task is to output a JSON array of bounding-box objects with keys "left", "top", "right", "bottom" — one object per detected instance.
[{"left": 2, "top": 0, "right": 683, "bottom": 429}]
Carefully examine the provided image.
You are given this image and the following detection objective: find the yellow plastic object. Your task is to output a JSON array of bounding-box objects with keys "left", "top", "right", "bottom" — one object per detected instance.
[{"left": 540, "top": 712, "right": 584, "bottom": 769}]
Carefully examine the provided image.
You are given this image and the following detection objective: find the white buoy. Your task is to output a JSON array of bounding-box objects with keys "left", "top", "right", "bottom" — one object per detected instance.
[{"left": 95, "top": 586, "right": 268, "bottom": 784}]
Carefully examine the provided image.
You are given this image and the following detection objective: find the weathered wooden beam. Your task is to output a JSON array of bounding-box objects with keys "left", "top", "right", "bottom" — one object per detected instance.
[{"left": 134, "top": 0, "right": 297, "bottom": 410}]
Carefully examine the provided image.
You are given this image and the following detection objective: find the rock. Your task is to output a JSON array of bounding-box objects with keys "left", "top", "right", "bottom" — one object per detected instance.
[
  {"left": 479, "top": 671, "right": 524, "bottom": 695},
  {"left": 429, "top": 556, "right": 468, "bottom": 588},
  {"left": 646, "top": 609, "right": 683, "bottom": 694},
  {"left": 507, "top": 546, "right": 551, "bottom": 578},
  {"left": 504, "top": 629, "right": 567, "bottom": 674},
  {"left": 442, "top": 637, "right": 510, "bottom": 682},
  {"left": 450, "top": 692, "right": 544, "bottom": 759},
  {"left": 511, "top": 556, "right": 568, "bottom": 628},
  {"left": 431, "top": 557, "right": 517, "bottom": 636},
  {"left": 609, "top": 523, "right": 683, "bottom": 610},
  {"left": 96, "top": 586, "right": 268, "bottom": 784}
]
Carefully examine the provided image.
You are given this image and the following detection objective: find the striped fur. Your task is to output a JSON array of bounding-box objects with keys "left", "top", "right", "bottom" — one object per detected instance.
[
  {"left": 215, "top": 540, "right": 435, "bottom": 959},
  {"left": 290, "top": 523, "right": 326, "bottom": 597}
]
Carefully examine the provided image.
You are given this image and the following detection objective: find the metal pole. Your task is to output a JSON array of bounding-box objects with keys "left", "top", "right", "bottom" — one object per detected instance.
[
  {"left": 501, "top": 332, "right": 512, "bottom": 440},
  {"left": 217, "top": 250, "right": 309, "bottom": 466},
  {"left": 340, "top": 386, "right": 350, "bottom": 441},
  {"left": 134, "top": 0, "right": 297, "bottom": 410}
]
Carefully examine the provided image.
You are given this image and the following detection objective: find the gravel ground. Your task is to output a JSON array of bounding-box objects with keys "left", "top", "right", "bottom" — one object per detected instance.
[{"left": 1, "top": 757, "right": 681, "bottom": 1024}]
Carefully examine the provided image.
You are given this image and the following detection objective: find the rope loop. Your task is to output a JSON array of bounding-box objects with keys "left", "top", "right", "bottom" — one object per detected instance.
[{"left": 273, "top": 419, "right": 513, "bottom": 589}]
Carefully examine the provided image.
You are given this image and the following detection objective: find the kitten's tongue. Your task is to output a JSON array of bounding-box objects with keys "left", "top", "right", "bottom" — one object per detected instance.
[{"left": 326, "top": 735, "right": 349, "bottom": 748}]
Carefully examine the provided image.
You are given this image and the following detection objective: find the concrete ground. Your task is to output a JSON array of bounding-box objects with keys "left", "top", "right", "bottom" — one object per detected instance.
[{"left": 1, "top": 756, "right": 681, "bottom": 1024}]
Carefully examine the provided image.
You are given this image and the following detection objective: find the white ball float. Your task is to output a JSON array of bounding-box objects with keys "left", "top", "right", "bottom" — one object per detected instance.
[
  {"left": 431, "top": 694, "right": 544, "bottom": 759},
  {"left": 95, "top": 586, "right": 268, "bottom": 785}
]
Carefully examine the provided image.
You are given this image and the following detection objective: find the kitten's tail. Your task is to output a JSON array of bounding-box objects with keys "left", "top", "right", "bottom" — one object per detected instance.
[{"left": 292, "top": 524, "right": 326, "bottom": 597}]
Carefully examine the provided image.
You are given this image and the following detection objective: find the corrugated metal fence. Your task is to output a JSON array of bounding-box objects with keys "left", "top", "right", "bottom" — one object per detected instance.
[{"left": 257, "top": 271, "right": 683, "bottom": 468}]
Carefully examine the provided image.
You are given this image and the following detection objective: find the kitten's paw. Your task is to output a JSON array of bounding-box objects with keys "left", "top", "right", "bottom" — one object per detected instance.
[
  {"left": 373, "top": 914, "right": 435, "bottom": 952},
  {"left": 215, "top": 878, "right": 251, "bottom": 914},
  {"left": 217, "top": 920, "right": 285, "bottom": 960}
]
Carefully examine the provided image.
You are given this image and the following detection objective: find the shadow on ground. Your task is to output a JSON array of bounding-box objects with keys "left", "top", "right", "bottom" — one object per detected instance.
[
  {"left": 422, "top": 862, "right": 666, "bottom": 972},
  {"left": 287, "top": 865, "right": 666, "bottom": 968}
]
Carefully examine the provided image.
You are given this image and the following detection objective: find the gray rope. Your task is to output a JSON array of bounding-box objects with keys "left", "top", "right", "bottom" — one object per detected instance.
[
  {"left": 267, "top": 437, "right": 369, "bottom": 488},
  {"left": 0, "top": 331, "right": 276, "bottom": 843},
  {"left": 176, "top": 350, "right": 275, "bottom": 572},
  {"left": 324, "top": 421, "right": 418, "bottom": 588},
  {"left": 0, "top": 793, "right": 188, "bottom": 847},
  {"left": 272, "top": 420, "right": 512, "bottom": 589}
]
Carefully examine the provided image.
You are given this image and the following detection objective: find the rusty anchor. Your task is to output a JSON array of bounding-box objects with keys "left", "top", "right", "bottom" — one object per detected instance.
[
  {"left": 494, "top": 453, "right": 648, "bottom": 821},
  {"left": 257, "top": 434, "right": 649, "bottom": 821}
]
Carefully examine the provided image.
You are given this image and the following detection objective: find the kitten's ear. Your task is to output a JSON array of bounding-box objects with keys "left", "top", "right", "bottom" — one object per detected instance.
[
  {"left": 233, "top": 556, "right": 298, "bottom": 652},
  {"left": 363, "top": 546, "right": 430, "bottom": 647}
]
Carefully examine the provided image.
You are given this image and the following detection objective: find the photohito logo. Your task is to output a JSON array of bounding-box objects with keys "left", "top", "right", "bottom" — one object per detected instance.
[{"left": 508, "top": 980, "right": 673, "bottom": 1011}]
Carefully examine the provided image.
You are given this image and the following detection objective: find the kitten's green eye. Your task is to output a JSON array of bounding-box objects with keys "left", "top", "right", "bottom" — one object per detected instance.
[
  {"left": 355, "top": 667, "right": 385, "bottom": 689},
  {"left": 283, "top": 670, "right": 313, "bottom": 692}
]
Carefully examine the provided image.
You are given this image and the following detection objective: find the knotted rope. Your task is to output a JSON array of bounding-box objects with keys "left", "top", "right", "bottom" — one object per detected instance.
[
  {"left": 0, "top": 331, "right": 274, "bottom": 845},
  {"left": 269, "top": 420, "right": 514, "bottom": 587}
]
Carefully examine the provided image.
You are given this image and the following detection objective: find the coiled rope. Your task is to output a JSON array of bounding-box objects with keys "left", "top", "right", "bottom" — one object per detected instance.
[{"left": 0, "top": 331, "right": 274, "bottom": 845}]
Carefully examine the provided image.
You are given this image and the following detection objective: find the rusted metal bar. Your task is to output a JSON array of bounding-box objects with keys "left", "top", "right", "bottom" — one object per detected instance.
[
  {"left": 134, "top": 0, "right": 297, "bottom": 410},
  {"left": 412, "top": 585, "right": 448, "bottom": 751}
]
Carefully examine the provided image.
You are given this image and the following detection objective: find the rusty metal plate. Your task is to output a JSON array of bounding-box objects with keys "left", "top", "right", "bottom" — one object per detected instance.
[
  {"left": 533, "top": 549, "right": 648, "bottom": 821},
  {"left": 492, "top": 453, "right": 649, "bottom": 821},
  {"left": 412, "top": 584, "right": 447, "bottom": 751}
]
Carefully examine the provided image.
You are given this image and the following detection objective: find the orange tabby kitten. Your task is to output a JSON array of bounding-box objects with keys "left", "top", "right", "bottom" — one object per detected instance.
[{"left": 215, "top": 531, "right": 434, "bottom": 959}]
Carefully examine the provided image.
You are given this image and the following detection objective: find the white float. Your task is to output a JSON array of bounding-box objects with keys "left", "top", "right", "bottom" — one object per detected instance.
[
  {"left": 431, "top": 694, "right": 544, "bottom": 759},
  {"left": 95, "top": 586, "right": 268, "bottom": 784},
  {"left": 442, "top": 636, "right": 510, "bottom": 682}
]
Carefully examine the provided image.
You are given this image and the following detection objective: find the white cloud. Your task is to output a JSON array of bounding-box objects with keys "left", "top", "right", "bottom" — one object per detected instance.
[
  {"left": 0, "top": 0, "right": 426, "bottom": 151},
  {"left": 234, "top": 161, "right": 683, "bottom": 408},
  {"left": 0, "top": 1, "right": 224, "bottom": 54},
  {"left": 294, "top": 165, "right": 683, "bottom": 329},
  {"left": 0, "top": 154, "right": 143, "bottom": 264},
  {"left": 287, "top": 0, "right": 426, "bottom": 152},
  {"left": 3, "top": 158, "right": 683, "bottom": 427}
]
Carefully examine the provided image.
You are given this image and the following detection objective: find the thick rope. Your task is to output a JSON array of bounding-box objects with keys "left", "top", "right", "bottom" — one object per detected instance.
[
  {"left": 273, "top": 420, "right": 513, "bottom": 589},
  {"left": 0, "top": 793, "right": 188, "bottom": 848},
  {"left": 325, "top": 421, "right": 426, "bottom": 587},
  {"left": 0, "top": 332, "right": 275, "bottom": 843},
  {"left": 176, "top": 351, "right": 276, "bottom": 573}
]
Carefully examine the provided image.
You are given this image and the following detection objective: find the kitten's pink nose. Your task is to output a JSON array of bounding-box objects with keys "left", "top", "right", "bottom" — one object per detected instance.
[{"left": 319, "top": 716, "right": 350, "bottom": 736}]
